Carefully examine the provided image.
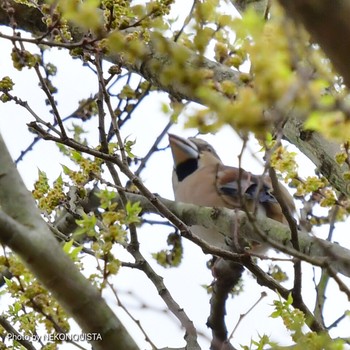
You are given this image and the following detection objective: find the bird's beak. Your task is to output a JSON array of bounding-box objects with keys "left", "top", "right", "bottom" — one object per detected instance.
[{"left": 168, "top": 133, "right": 199, "bottom": 166}]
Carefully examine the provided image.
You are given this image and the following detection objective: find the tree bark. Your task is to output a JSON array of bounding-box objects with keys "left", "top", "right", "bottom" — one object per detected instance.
[
  {"left": 278, "top": 0, "right": 350, "bottom": 87},
  {"left": 100, "top": 191, "right": 350, "bottom": 278},
  {"left": 0, "top": 132, "right": 140, "bottom": 350}
]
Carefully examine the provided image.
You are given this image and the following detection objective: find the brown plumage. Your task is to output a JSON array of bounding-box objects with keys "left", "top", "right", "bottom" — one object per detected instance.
[{"left": 169, "top": 133, "right": 295, "bottom": 250}]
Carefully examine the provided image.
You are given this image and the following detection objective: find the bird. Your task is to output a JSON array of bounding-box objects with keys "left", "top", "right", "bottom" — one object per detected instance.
[{"left": 168, "top": 133, "right": 295, "bottom": 252}]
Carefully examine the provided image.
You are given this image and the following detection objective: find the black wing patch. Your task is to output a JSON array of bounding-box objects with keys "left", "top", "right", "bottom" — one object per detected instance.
[{"left": 220, "top": 182, "right": 277, "bottom": 203}]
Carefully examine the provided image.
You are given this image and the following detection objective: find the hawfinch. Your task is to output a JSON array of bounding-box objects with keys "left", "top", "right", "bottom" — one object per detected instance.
[{"left": 168, "top": 133, "right": 295, "bottom": 251}]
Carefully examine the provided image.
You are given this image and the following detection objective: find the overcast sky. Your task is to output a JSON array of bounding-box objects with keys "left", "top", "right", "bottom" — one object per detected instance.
[{"left": 0, "top": 2, "right": 350, "bottom": 349}]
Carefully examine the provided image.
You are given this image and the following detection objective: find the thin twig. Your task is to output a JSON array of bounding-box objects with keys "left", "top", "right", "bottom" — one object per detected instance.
[
  {"left": 173, "top": 0, "right": 198, "bottom": 42},
  {"left": 313, "top": 205, "right": 339, "bottom": 325},
  {"left": 33, "top": 63, "right": 67, "bottom": 139},
  {"left": 4, "top": 92, "right": 61, "bottom": 135},
  {"left": 228, "top": 291, "right": 267, "bottom": 341},
  {"left": 0, "top": 30, "right": 95, "bottom": 49},
  {"left": 95, "top": 56, "right": 128, "bottom": 165},
  {"left": 107, "top": 281, "right": 158, "bottom": 350},
  {"left": 268, "top": 166, "right": 303, "bottom": 308},
  {"left": 135, "top": 120, "right": 173, "bottom": 177},
  {"left": 16, "top": 97, "right": 97, "bottom": 164}
]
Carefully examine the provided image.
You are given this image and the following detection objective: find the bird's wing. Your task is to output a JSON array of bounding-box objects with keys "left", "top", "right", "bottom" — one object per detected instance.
[{"left": 216, "top": 165, "right": 294, "bottom": 223}]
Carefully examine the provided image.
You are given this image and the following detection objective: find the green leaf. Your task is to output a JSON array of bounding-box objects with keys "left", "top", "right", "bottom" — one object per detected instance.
[
  {"left": 71, "top": 150, "right": 83, "bottom": 162},
  {"left": 70, "top": 245, "right": 83, "bottom": 260},
  {"left": 3, "top": 276, "right": 13, "bottom": 288},
  {"left": 125, "top": 201, "right": 141, "bottom": 224},
  {"left": 124, "top": 136, "right": 136, "bottom": 159},
  {"left": 75, "top": 213, "right": 97, "bottom": 237},
  {"left": 61, "top": 164, "right": 72, "bottom": 175},
  {"left": 96, "top": 189, "right": 117, "bottom": 210},
  {"left": 63, "top": 240, "right": 82, "bottom": 260},
  {"left": 63, "top": 239, "right": 74, "bottom": 253}
]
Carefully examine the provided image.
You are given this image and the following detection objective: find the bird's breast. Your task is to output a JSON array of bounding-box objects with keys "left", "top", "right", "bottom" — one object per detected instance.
[{"left": 174, "top": 167, "right": 230, "bottom": 208}]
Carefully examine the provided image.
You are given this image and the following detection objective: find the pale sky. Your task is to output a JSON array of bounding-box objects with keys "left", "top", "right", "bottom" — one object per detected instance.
[{"left": 0, "top": 1, "right": 349, "bottom": 349}]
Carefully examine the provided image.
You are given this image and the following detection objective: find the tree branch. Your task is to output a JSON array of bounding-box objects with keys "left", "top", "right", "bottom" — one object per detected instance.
[
  {"left": 278, "top": 0, "right": 350, "bottom": 87},
  {"left": 53, "top": 185, "right": 350, "bottom": 280},
  {"left": 0, "top": 133, "right": 139, "bottom": 350},
  {"left": 207, "top": 259, "right": 243, "bottom": 349},
  {"left": 124, "top": 192, "right": 350, "bottom": 278}
]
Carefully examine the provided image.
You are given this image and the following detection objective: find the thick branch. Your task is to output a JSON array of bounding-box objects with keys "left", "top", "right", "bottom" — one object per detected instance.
[
  {"left": 282, "top": 114, "right": 348, "bottom": 196},
  {"left": 0, "top": 1, "right": 46, "bottom": 34},
  {"left": 56, "top": 183, "right": 350, "bottom": 280},
  {"left": 278, "top": 0, "right": 350, "bottom": 87},
  {"left": 123, "top": 193, "right": 350, "bottom": 278},
  {"left": 0, "top": 133, "right": 139, "bottom": 350},
  {"left": 207, "top": 259, "right": 243, "bottom": 349}
]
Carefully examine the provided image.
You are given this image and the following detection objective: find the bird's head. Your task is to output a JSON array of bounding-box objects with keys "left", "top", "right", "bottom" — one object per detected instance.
[{"left": 168, "top": 134, "right": 221, "bottom": 182}]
